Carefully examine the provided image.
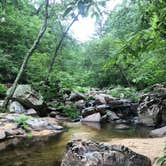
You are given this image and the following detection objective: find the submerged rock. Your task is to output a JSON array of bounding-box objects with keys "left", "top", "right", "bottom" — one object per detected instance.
[
  {"left": 61, "top": 140, "right": 151, "bottom": 166},
  {"left": 115, "top": 124, "right": 130, "bottom": 130}
]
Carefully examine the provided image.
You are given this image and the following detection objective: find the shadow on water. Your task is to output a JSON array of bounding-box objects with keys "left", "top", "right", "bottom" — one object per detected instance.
[{"left": 0, "top": 122, "right": 151, "bottom": 166}]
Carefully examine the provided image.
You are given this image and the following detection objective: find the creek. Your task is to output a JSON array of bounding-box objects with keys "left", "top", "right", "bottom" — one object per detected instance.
[{"left": 0, "top": 122, "right": 151, "bottom": 166}]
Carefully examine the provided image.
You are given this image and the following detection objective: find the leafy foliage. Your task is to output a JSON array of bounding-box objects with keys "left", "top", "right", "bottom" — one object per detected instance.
[
  {"left": 156, "top": 141, "right": 166, "bottom": 166},
  {"left": 0, "top": 0, "right": 165, "bottom": 99},
  {"left": 15, "top": 114, "right": 31, "bottom": 130},
  {"left": 0, "top": 83, "right": 7, "bottom": 97},
  {"left": 58, "top": 104, "right": 80, "bottom": 119},
  {"left": 109, "top": 85, "right": 140, "bottom": 101}
]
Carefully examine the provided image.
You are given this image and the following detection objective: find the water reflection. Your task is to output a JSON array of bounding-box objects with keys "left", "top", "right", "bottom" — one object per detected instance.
[
  {"left": 0, "top": 123, "right": 151, "bottom": 166},
  {"left": 81, "top": 122, "right": 101, "bottom": 130}
]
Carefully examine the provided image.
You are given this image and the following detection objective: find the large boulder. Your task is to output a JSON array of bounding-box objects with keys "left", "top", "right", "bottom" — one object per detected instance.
[
  {"left": 7, "top": 85, "right": 47, "bottom": 116},
  {"left": 138, "top": 94, "right": 163, "bottom": 126},
  {"left": 61, "top": 140, "right": 151, "bottom": 166}
]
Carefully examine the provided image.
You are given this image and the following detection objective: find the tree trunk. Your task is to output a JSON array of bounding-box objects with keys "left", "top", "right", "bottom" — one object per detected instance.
[
  {"left": 3, "top": 0, "right": 49, "bottom": 108},
  {"left": 45, "top": 14, "right": 79, "bottom": 83},
  {"left": 115, "top": 63, "right": 131, "bottom": 87}
]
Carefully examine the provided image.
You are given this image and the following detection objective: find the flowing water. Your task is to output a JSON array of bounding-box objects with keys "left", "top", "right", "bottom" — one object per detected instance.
[{"left": 0, "top": 122, "right": 151, "bottom": 166}]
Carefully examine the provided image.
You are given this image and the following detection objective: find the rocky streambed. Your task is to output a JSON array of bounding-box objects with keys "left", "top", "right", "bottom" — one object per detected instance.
[{"left": 0, "top": 83, "right": 166, "bottom": 166}]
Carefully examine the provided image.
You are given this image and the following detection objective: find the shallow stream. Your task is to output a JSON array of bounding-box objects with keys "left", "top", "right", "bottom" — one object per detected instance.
[{"left": 0, "top": 122, "right": 151, "bottom": 166}]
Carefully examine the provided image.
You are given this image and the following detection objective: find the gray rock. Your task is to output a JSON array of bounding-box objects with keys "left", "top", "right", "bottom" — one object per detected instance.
[
  {"left": 7, "top": 85, "right": 46, "bottom": 116},
  {"left": 94, "top": 94, "right": 107, "bottom": 104},
  {"left": 132, "top": 116, "right": 140, "bottom": 124},
  {"left": 49, "top": 111, "right": 58, "bottom": 118},
  {"left": 82, "top": 107, "right": 95, "bottom": 117},
  {"left": 26, "top": 118, "right": 49, "bottom": 130},
  {"left": 96, "top": 104, "right": 109, "bottom": 113},
  {"left": 0, "top": 130, "right": 6, "bottom": 140},
  {"left": 115, "top": 124, "right": 130, "bottom": 130},
  {"left": 75, "top": 100, "right": 86, "bottom": 110},
  {"left": 82, "top": 105, "right": 109, "bottom": 118},
  {"left": 108, "top": 99, "right": 132, "bottom": 108},
  {"left": 138, "top": 94, "right": 162, "bottom": 126},
  {"left": 107, "top": 110, "right": 120, "bottom": 121},
  {"left": 114, "top": 119, "right": 129, "bottom": 124},
  {"left": 69, "top": 92, "right": 86, "bottom": 102},
  {"left": 25, "top": 108, "right": 37, "bottom": 116},
  {"left": 9, "top": 101, "right": 26, "bottom": 113},
  {"left": 81, "top": 113, "right": 101, "bottom": 122},
  {"left": 5, "top": 113, "right": 20, "bottom": 121},
  {"left": 61, "top": 140, "right": 151, "bottom": 166},
  {"left": 162, "top": 99, "right": 166, "bottom": 123},
  {"left": 150, "top": 126, "right": 166, "bottom": 137},
  {"left": 26, "top": 117, "right": 63, "bottom": 131}
]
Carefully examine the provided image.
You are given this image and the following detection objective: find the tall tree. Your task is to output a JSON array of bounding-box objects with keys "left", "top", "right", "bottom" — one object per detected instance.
[{"left": 3, "top": 0, "right": 49, "bottom": 107}]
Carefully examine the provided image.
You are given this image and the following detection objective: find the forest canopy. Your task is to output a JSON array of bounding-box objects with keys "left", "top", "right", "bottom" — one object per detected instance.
[{"left": 0, "top": 0, "right": 165, "bottom": 97}]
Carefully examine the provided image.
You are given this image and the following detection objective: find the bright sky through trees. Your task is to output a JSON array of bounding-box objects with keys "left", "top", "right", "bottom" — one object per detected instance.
[{"left": 70, "top": 0, "right": 123, "bottom": 42}]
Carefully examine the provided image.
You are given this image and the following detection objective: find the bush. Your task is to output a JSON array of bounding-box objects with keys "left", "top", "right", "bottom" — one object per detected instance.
[
  {"left": 0, "top": 83, "right": 7, "bottom": 98},
  {"left": 58, "top": 104, "right": 80, "bottom": 119},
  {"left": 15, "top": 114, "right": 31, "bottom": 130},
  {"left": 73, "top": 86, "right": 90, "bottom": 93},
  {"left": 109, "top": 85, "right": 140, "bottom": 101}
]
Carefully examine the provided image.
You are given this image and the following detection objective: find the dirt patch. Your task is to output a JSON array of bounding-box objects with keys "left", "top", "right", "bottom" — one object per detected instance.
[{"left": 111, "top": 137, "right": 166, "bottom": 166}]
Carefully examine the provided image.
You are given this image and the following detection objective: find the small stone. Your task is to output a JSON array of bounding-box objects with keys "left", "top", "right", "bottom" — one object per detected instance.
[
  {"left": 115, "top": 124, "right": 130, "bottom": 130},
  {"left": 49, "top": 111, "right": 57, "bottom": 118},
  {"left": 25, "top": 108, "right": 37, "bottom": 116}
]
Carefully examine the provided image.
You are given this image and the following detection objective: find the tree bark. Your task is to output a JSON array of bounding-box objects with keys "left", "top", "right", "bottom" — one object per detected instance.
[
  {"left": 45, "top": 14, "right": 79, "bottom": 83},
  {"left": 115, "top": 63, "right": 131, "bottom": 87},
  {"left": 3, "top": 0, "right": 49, "bottom": 108}
]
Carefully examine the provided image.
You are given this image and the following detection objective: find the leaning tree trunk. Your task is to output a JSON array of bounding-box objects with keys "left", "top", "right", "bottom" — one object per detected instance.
[
  {"left": 45, "top": 14, "right": 79, "bottom": 83},
  {"left": 3, "top": 0, "right": 49, "bottom": 108}
]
